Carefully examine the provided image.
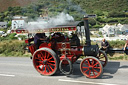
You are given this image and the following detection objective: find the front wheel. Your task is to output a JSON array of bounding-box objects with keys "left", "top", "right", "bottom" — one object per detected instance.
[
  {"left": 33, "top": 48, "right": 59, "bottom": 76},
  {"left": 80, "top": 57, "right": 103, "bottom": 79}
]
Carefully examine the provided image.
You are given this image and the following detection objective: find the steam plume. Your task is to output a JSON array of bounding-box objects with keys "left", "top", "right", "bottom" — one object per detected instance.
[{"left": 26, "top": 12, "right": 74, "bottom": 33}]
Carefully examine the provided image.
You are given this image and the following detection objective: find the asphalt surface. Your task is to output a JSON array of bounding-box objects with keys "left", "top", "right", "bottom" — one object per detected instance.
[{"left": 0, "top": 57, "right": 128, "bottom": 85}]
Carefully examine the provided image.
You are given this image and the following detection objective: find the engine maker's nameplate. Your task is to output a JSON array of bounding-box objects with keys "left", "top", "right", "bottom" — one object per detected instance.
[
  {"left": 49, "top": 27, "right": 76, "bottom": 32},
  {"left": 11, "top": 27, "right": 76, "bottom": 33}
]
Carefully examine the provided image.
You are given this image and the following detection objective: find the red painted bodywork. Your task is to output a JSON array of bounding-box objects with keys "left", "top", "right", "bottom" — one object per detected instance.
[
  {"left": 28, "top": 44, "right": 36, "bottom": 55},
  {"left": 26, "top": 37, "right": 84, "bottom": 64},
  {"left": 25, "top": 26, "right": 83, "bottom": 64}
]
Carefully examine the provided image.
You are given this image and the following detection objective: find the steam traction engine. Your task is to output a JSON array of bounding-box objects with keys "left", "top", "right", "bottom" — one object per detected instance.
[{"left": 25, "top": 16, "right": 108, "bottom": 78}]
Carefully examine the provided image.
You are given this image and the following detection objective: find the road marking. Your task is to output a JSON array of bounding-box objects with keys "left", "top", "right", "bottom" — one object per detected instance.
[
  {"left": 0, "top": 63, "right": 32, "bottom": 67},
  {"left": 0, "top": 74, "right": 15, "bottom": 77},
  {"left": 58, "top": 79, "right": 118, "bottom": 85}
]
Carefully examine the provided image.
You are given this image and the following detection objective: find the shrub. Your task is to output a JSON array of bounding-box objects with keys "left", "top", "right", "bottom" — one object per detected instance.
[
  {"left": 0, "top": 33, "right": 18, "bottom": 41},
  {"left": 108, "top": 40, "right": 125, "bottom": 48},
  {"left": 17, "top": 35, "right": 27, "bottom": 40},
  {"left": 8, "top": 33, "right": 17, "bottom": 39},
  {"left": 0, "top": 40, "right": 26, "bottom": 56}
]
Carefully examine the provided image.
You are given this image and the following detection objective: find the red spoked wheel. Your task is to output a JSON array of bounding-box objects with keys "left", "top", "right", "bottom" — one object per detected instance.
[
  {"left": 33, "top": 48, "right": 59, "bottom": 76},
  {"left": 80, "top": 57, "right": 103, "bottom": 79},
  {"left": 96, "top": 50, "right": 108, "bottom": 67}
]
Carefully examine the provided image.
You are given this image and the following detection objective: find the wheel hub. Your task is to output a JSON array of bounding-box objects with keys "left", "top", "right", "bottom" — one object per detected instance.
[
  {"left": 89, "top": 66, "right": 93, "bottom": 70},
  {"left": 43, "top": 60, "right": 47, "bottom": 65}
]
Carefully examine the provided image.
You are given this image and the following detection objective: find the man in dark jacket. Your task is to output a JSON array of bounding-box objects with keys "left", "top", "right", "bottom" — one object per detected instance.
[
  {"left": 34, "top": 33, "right": 47, "bottom": 49},
  {"left": 100, "top": 38, "right": 109, "bottom": 53},
  {"left": 70, "top": 32, "right": 80, "bottom": 46}
]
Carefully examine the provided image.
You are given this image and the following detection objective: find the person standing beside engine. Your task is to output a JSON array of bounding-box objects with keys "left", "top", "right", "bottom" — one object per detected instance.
[
  {"left": 100, "top": 38, "right": 110, "bottom": 53},
  {"left": 123, "top": 39, "right": 128, "bottom": 55}
]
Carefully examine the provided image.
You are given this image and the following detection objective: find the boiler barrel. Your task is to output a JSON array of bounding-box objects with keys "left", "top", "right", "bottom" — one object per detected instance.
[{"left": 83, "top": 45, "right": 99, "bottom": 56}]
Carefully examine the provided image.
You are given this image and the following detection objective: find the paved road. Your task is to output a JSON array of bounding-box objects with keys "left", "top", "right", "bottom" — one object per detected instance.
[{"left": 0, "top": 57, "right": 128, "bottom": 85}]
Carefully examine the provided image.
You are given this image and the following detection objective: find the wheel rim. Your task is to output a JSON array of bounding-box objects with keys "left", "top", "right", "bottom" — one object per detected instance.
[
  {"left": 33, "top": 50, "right": 57, "bottom": 76},
  {"left": 97, "top": 50, "right": 108, "bottom": 67},
  {"left": 80, "top": 57, "right": 102, "bottom": 78}
]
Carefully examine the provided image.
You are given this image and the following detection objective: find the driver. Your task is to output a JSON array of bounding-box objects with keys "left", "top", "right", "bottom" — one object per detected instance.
[
  {"left": 70, "top": 32, "right": 80, "bottom": 46},
  {"left": 34, "top": 33, "right": 47, "bottom": 49}
]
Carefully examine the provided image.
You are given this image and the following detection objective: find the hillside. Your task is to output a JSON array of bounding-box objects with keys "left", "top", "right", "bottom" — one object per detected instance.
[
  {"left": 0, "top": 0, "right": 128, "bottom": 13},
  {"left": 73, "top": 0, "right": 128, "bottom": 13},
  {"left": 0, "top": 0, "right": 38, "bottom": 12},
  {"left": 0, "top": 0, "right": 128, "bottom": 27}
]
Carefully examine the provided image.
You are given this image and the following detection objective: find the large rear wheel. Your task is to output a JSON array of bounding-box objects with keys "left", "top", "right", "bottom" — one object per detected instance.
[
  {"left": 33, "top": 48, "right": 59, "bottom": 76},
  {"left": 80, "top": 57, "right": 103, "bottom": 79}
]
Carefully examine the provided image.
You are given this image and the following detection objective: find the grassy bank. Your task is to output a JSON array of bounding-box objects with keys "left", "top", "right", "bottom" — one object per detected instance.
[
  {"left": 108, "top": 53, "right": 128, "bottom": 60},
  {"left": 0, "top": 40, "right": 128, "bottom": 60},
  {"left": 0, "top": 40, "right": 30, "bottom": 57}
]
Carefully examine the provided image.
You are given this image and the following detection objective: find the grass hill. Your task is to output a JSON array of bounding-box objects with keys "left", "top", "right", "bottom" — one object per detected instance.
[
  {"left": 0, "top": 0, "right": 38, "bottom": 12},
  {"left": 74, "top": 0, "right": 128, "bottom": 13},
  {"left": 0, "top": 0, "right": 128, "bottom": 13},
  {"left": 0, "top": 0, "right": 128, "bottom": 26}
]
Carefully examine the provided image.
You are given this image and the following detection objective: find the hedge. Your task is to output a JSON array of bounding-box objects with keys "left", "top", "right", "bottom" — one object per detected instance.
[
  {"left": 0, "top": 40, "right": 126, "bottom": 57},
  {"left": 0, "top": 40, "right": 27, "bottom": 57}
]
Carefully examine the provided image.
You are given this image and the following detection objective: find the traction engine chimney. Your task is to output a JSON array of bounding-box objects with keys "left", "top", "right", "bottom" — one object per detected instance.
[
  {"left": 82, "top": 15, "right": 99, "bottom": 56},
  {"left": 83, "top": 16, "right": 91, "bottom": 46}
]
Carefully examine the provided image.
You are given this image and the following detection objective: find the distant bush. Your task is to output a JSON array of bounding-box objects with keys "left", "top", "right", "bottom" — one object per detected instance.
[
  {"left": 0, "top": 33, "right": 18, "bottom": 41},
  {"left": 0, "top": 40, "right": 26, "bottom": 56},
  {"left": 108, "top": 40, "right": 125, "bottom": 48},
  {"left": 17, "top": 35, "right": 27, "bottom": 40},
  {"left": 88, "top": 18, "right": 96, "bottom": 26},
  {"left": 108, "top": 11, "right": 126, "bottom": 18},
  {"left": 93, "top": 24, "right": 103, "bottom": 28},
  {"left": 8, "top": 33, "right": 17, "bottom": 39},
  {"left": 92, "top": 40, "right": 126, "bottom": 49}
]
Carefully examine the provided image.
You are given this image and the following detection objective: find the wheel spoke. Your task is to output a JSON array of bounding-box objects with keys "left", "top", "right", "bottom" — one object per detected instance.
[
  {"left": 40, "top": 52, "right": 44, "bottom": 60},
  {"left": 84, "top": 62, "right": 89, "bottom": 66},
  {"left": 48, "top": 57, "right": 53, "bottom": 61},
  {"left": 93, "top": 69, "right": 99, "bottom": 74},
  {"left": 40, "top": 51, "right": 44, "bottom": 56},
  {"left": 36, "top": 64, "right": 42, "bottom": 68},
  {"left": 47, "top": 53, "right": 50, "bottom": 59},
  {"left": 94, "top": 67, "right": 101, "bottom": 69},
  {"left": 49, "top": 61, "right": 55, "bottom": 63},
  {"left": 41, "top": 64, "right": 44, "bottom": 71},
  {"left": 47, "top": 63, "right": 55, "bottom": 67},
  {"left": 40, "top": 56, "right": 44, "bottom": 61},
  {"left": 93, "top": 62, "right": 99, "bottom": 67},
  {"left": 49, "top": 65, "right": 54, "bottom": 71},
  {"left": 84, "top": 69, "right": 89, "bottom": 73},
  {"left": 92, "top": 69, "right": 96, "bottom": 77},
  {"left": 87, "top": 59, "right": 91, "bottom": 66},
  {"left": 89, "top": 70, "right": 91, "bottom": 77},
  {"left": 37, "top": 61, "right": 43, "bottom": 64},
  {"left": 35, "top": 57, "right": 42, "bottom": 60},
  {"left": 44, "top": 52, "right": 47, "bottom": 59},
  {"left": 83, "top": 66, "right": 89, "bottom": 69},
  {"left": 44, "top": 66, "right": 47, "bottom": 73},
  {"left": 91, "top": 59, "right": 94, "bottom": 65},
  {"left": 46, "top": 65, "right": 51, "bottom": 72}
]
